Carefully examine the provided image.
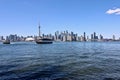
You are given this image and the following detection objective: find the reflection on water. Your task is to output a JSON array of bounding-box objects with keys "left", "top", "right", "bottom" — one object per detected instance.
[{"left": 0, "top": 42, "right": 120, "bottom": 80}]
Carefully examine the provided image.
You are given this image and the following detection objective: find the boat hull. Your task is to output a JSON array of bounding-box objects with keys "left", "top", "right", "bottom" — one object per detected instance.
[
  {"left": 36, "top": 41, "right": 53, "bottom": 44},
  {"left": 3, "top": 42, "right": 10, "bottom": 44}
]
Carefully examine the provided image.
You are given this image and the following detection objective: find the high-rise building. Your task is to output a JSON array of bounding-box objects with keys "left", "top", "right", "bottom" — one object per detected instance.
[
  {"left": 55, "top": 31, "right": 59, "bottom": 41},
  {"left": 80, "top": 35, "right": 84, "bottom": 41},
  {"left": 100, "top": 34, "right": 103, "bottom": 40},
  {"left": 67, "top": 35, "right": 72, "bottom": 41},
  {"left": 63, "top": 35, "right": 67, "bottom": 41},
  {"left": 6, "top": 36, "right": 9, "bottom": 40},
  {"left": 71, "top": 32, "right": 74, "bottom": 36},
  {"left": 91, "top": 34, "right": 93, "bottom": 40},
  {"left": 0, "top": 36, "right": 4, "bottom": 41},
  {"left": 87, "top": 36, "right": 89, "bottom": 41},
  {"left": 83, "top": 32, "right": 86, "bottom": 41},
  {"left": 75, "top": 34, "right": 78, "bottom": 41},
  {"left": 113, "top": 35, "right": 115, "bottom": 40},
  {"left": 9, "top": 34, "right": 18, "bottom": 41},
  {"left": 94, "top": 32, "right": 96, "bottom": 39},
  {"left": 77, "top": 36, "right": 81, "bottom": 41}
]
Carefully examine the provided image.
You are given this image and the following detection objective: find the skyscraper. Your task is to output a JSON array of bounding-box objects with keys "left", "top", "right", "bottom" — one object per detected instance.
[
  {"left": 100, "top": 34, "right": 103, "bottom": 40},
  {"left": 55, "top": 31, "right": 60, "bottom": 41},
  {"left": 94, "top": 32, "right": 96, "bottom": 40},
  {"left": 0, "top": 36, "right": 4, "bottom": 41},
  {"left": 91, "top": 34, "right": 93, "bottom": 40},
  {"left": 83, "top": 32, "right": 86, "bottom": 41},
  {"left": 113, "top": 35, "right": 115, "bottom": 40}
]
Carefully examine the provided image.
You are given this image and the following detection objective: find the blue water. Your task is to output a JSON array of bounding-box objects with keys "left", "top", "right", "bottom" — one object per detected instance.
[{"left": 0, "top": 42, "right": 120, "bottom": 80}]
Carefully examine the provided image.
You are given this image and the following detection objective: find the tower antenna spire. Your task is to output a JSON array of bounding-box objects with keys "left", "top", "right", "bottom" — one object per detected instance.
[{"left": 38, "top": 22, "right": 41, "bottom": 37}]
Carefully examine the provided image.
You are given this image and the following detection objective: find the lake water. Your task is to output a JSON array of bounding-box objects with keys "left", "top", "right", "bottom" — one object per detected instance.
[{"left": 0, "top": 42, "right": 120, "bottom": 80}]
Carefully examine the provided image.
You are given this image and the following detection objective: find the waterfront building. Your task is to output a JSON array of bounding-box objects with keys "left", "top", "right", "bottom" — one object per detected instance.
[
  {"left": 71, "top": 32, "right": 74, "bottom": 36},
  {"left": 71, "top": 34, "right": 76, "bottom": 41},
  {"left": 66, "top": 30, "right": 69, "bottom": 35},
  {"left": 20, "top": 36, "right": 26, "bottom": 41},
  {"left": 55, "top": 31, "right": 60, "bottom": 41},
  {"left": 83, "top": 32, "right": 86, "bottom": 41},
  {"left": 94, "top": 32, "right": 96, "bottom": 39},
  {"left": 87, "top": 36, "right": 89, "bottom": 41},
  {"left": 67, "top": 35, "right": 72, "bottom": 41},
  {"left": 76, "top": 35, "right": 79, "bottom": 41},
  {"left": 0, "top": 36, "right": 4, "bottom": 41},
  {"left": 25, "top": 37, "right": 34, "bottom": 41},
  {"left": 8, "top": 34, "right": 18, "bottom": 42},
  {"left": 92, "top": 32, "right": 99, "bottom": 41},
  {"left": 75, "top": 34, "right": 78, "bottom": 41},
  {"left": 45, "top": 34, "right": 53, "bottom": 39},
  {"left": 100, "top": 34, "right": 103, "bottom": 40},
  {"left": 95, "top": 36, "right": 98, "bottom": 40},
  {"left": 6, "top": 36, "right": 9, "bottom": 40},
  {"left": 91, "top": 34, "right": 94, "bottom": 40},
  {"left": 113, "top": 35, "right": 115, "bottom": 40},
  {"left": 80, "top": 35, "right": 84, "bottom": 41},
  {"left": 63, "top": 35, "right": 67, "bottom": 42},
  {"left": 77, "top": 36, "right": 81, "bottom": 41}
]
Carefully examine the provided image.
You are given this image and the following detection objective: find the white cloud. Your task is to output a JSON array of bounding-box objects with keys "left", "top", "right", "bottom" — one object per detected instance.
[
  {"left": 106, "top": 8, "right": 120, "bottom": 15},
  {"left": 116, "top": 12, "right": 120, "bottom": 15}
]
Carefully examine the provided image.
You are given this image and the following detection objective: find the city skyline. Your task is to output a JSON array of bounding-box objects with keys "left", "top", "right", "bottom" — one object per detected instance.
[
  {"left": 0, "top": 30, "right": 120, "bottom": 42},
  {"left": 0, "top": 0, "right": 120, "bottom": 38}
]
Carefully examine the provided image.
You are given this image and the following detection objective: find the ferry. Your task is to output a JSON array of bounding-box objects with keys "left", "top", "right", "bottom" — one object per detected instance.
[
  {"left": 3, "top": 40, "right": 10, "bottom": 44},
  {"left": 36, "top": 38, "right": 53, "bottom": 44}
]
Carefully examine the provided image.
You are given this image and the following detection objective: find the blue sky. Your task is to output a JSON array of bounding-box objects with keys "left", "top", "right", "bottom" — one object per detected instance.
[{"left": 0, "top": 0, "right": 120, "bottom": 38}]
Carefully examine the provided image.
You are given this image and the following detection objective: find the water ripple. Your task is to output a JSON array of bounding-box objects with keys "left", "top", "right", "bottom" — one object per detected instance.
[{"left": 1, "top": 42, "right": 120, "bottom": 80}]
